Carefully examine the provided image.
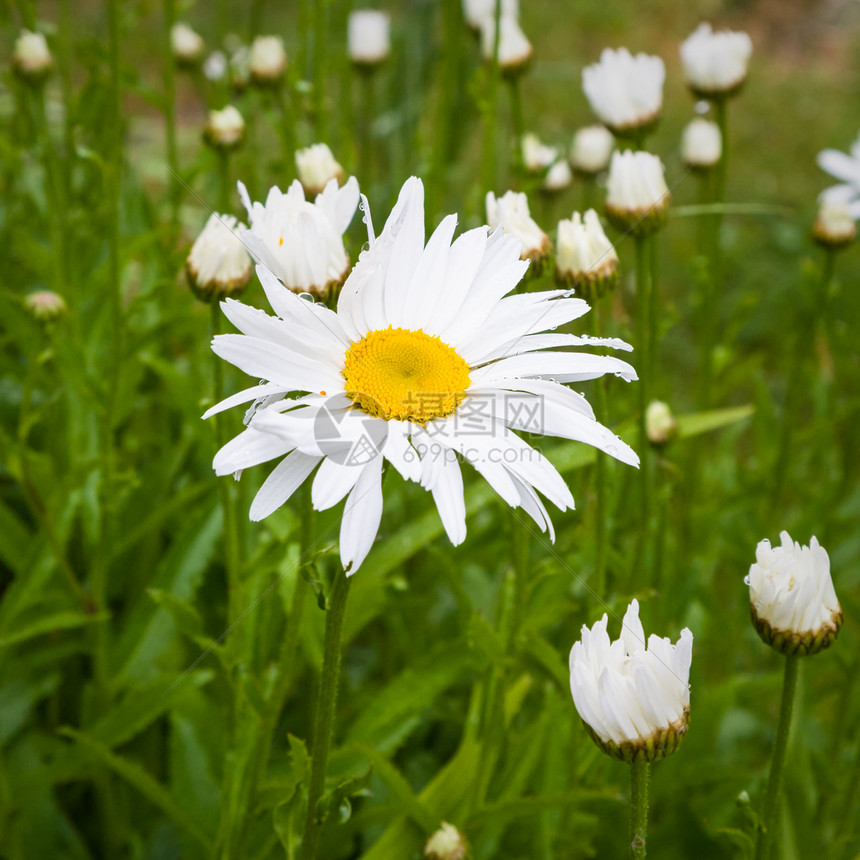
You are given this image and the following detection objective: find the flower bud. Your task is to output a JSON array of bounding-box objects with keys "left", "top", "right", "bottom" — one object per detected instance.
[
  {"left": 522, "top": 133, "right": 557, "bottom": 174},
  {"left": 348, "top": 10, "right": 391, "bottom": 67},
  {"left": 812, "top": 196, "right": 856, "bottom": 250},
  {"left": 605, "top": 150, "right": 670, "bottom": 237},
  {"left": 462, "top": 0, "right": 518, "bottom": 31},
  {"left": 424, "top": 822, "right": 468, "bottom": 860},
  {"left": 645, "top": 400, "right": 678, "bottom": 447},
  {"left": 229, "top": 45, "right": 251, "bottom": 91},
  {"left": 249, "top": 35, "right": 288, "bottom": 85},
  {"left": 296, "top": 144, "right": 345, "bottom": 197},
  {"left": 582, "top": 48, "right": 664, "bottom": 138},
  {"left": 171, "top": 22, "right": 204, "bottom": 66},
  {"left": 570, "top": 125, "right": 614, "bottom": 175},
  {"left": 543, "top": 159, "right": 572, "bottom": 192},
  {"left": 746, "top": 532, "right": 842, "bottom": 657},
  {"left": 25, "top": 290, "right": 67, "bottom": 322},
  {"left": 480, "top": 14, "right": 532, "bottom": 73},
  {"left": 555, "top": 209, "right": 618, "bottom": 299},
  {"left": 569, "top": 599, "right": 693, "bottom": 763},
  {"left": 486, "top": 190, "right": 551, "bottom": 264},
  {"left": 13, "top": 30, "right": 53, "bottom": 81},
  {"left": 186, "top": 213, "right": 253, "bottom": 301},
  {"left": 203, "top": 50, "right": 228, "bottom": 82},
  {"left": 204, "top": 105, "right": 245, "bottom": 150},
  {"left": 680, "top": 23, "right": 752, "bottom": 99},
  {"left": 681, "top": 118, "right": 722, "bottom": 170},
  {"left": 238, "top": 177, "right": 360, "bottom": 297}
]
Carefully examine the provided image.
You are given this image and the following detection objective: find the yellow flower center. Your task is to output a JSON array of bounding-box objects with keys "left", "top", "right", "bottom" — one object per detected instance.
[{"left": 342, "top": 326, "right": 471, "bottom": 423}]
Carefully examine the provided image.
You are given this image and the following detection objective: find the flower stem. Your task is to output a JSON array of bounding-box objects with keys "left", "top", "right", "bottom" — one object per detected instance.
[
  {"left": 700, "top": 97, "right": 728, "bottom": 408},
  {"left": 508, "top": 75, "right": 524, "bottom": 175},
  {"left": 480, "top": 0, "right": 503, "bottom": 193},
  {"left": 630, "top": 759, "right": 650, "bottom": 859},
  {"left": 756, "top": 654, "right": 800, "bottom": 860},
  {"left": 771, "top": 250, "right": 835, "bottom": 513},
  {"left": 648, "top": 232, "right": 660, "bottom": 384},
  {"left": 163, "top": 0, "right": 180, "bottom": 224},
  {"left": 299, "top": 568, "right": 352, "bottom": 860},
  {"left": 312, "top": 0, "right": 328, "bottom": 140},
  {"left": 634, "top": 235, "right": 651, "bottom": 580}
]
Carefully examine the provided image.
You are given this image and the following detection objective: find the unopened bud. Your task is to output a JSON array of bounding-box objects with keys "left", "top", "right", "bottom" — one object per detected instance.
[
  {"left": 646, "top": 401, "right": 678, "bottom": 447},
  {"left": 424, "top": 822, "right": 468, "bottom": 860},
  {"left": 25, "top": 290, "right": 67, "bottom": 322},
  {"left": 204, "top": 105, "right": 245, "bottom": 150}
]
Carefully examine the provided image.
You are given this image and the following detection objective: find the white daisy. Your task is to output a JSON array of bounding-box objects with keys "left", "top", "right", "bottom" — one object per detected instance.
[{"left": 206, "top": 177, "right": 639, "bottom": 573}]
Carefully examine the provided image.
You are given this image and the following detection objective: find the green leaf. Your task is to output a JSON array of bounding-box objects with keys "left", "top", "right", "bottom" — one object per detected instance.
[
  {"left": 315, "top": 763, "right": 373, "bottom": 826},
  {"left": 58, "top": 728, "right": 214, "bottom": 851},
  {"left": 0, "top": 609, "right": 109, "bottom": 648},
  {"left": 88, "top": 670, "right": 214, "bottom": 749}
]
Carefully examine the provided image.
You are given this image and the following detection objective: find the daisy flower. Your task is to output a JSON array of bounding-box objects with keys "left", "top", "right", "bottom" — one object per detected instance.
[{"left": 206, "top": 177, "right": 639, "bottom": 573}]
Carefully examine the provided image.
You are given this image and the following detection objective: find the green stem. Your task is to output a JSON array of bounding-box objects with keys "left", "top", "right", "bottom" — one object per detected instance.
[
  {"left": 771, "top": 252, "right": 834, "bottom": 513},
  {"left": 648, "top": 233, "right": 660, "bottom": 385},
  {"left": 630, "top": 759, "right": 649, "bottom": 859},
  {"left": 163, "top": 0, "right": 179, "bottom": 224},
  {"left": 217, "top": 150, "right": 232, "bottom": 214},
  {"left": 273, "top": 87, "right": 297, "bottom": 180},
  {"left": 312, "top": 0, "right": 328, "bottom": 140},
  {"left": 508, "top": 75, "right": 524, "bottom": 175},
  {"left": 700, "top": 97, "right": 728, "bottom": 408},
  {"left": 480, "top": 0, "right": 503, "bottom": 193},
  {"left": 299, "top": 568, "right": 352, "bottom": 860},
  {"left": 511, "top": 513, "right": 530, "bottom": 640},
  {"left": 756, "top": 655, "right": 800, "bottom": 860},
  {"left": 634, "top": 235, "right": 651, "bottom": 581}
]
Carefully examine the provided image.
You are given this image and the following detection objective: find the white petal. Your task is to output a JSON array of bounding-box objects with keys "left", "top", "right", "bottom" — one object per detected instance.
[
  {"left": 202, "top": 382, "right": 286, "bottom": 419},
  {"left": 339, "top": 455, "right": 384, "bottom": 574},
  {"left": 312, "top": 456, "right": 363, "bottom": 510},
  {"left": 250, "top": 451, "right": 321, "bottom": 520}
]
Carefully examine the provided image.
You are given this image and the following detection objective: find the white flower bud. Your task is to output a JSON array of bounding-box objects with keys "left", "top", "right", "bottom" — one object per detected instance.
[
  {"left": 681, "top": 118, "right": 722, "bottom": 169},
  {"left": 347, "top": 10, "right": 391, "bottom": 66},
  {"left": 296, "top": 143, "right": 345, "bottom": 197},
  {"left": 605, "top": 150, "right": 670, "bottom": 236},
  {"left": 680, "top": 23, "right": 752, "bottom": 98},
  {"left": 186, "top": 213, "right": 253, "bottom": 301},
  {"left": 424, "top": 822, "right": 468, "bottom": 860},
  {"left": 249, "top": 35, "right": 288, "bottom": 84},
  {"left": 25, "top": 290, "right": 67, "bottom": 321},
  {"left": 486, "top": 190, "right": 550, "bottom": 263},
  {"left": 582, "top": 48, "right": 665, "bottom": 136},
  {"left": 570, "top": 125, "right": 615, "bottom": 175},
  {"left": 556, "top": 209, "right": 618, "bottom": 295},
  {"left": 238, "top": 176, "right": 360, "bottom": 297},
  {"left": 13, "top": 30, "right": 53, "bottom": 80},
  {"left": 569, "top": 599, "right": 692, "bottom": 762},
  {"left": 543, "top": 159, "right": 572, "bottom": 191},
  {"left": 746, "top": 532, "right": 842, "bottom": 656},
  {"left": 204, "top": 105, "right": 245, "bottom": 150},
  {"left": 203, "top": 50, "right": 228, "bottom": 82},
  {"left": 171, "top": 22, "right": 204, "bottom": 65},
  {"left": 521, "top": 133, "right": 557, "bottom": 173},
  {"left": 229, "top": 46, "right": 251, "bottom": 90},
  {"left": 462, "top": 0, "right": 518, "bottom": 31},
  {"left": 480, "top": 14, "right": 532, "bottom": 72},
  {"left": 645, "top": 400, "right": 678, "bottom": 446},
  {"left": 813, "top": 196, "right": 856, "bottom": 249}
]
